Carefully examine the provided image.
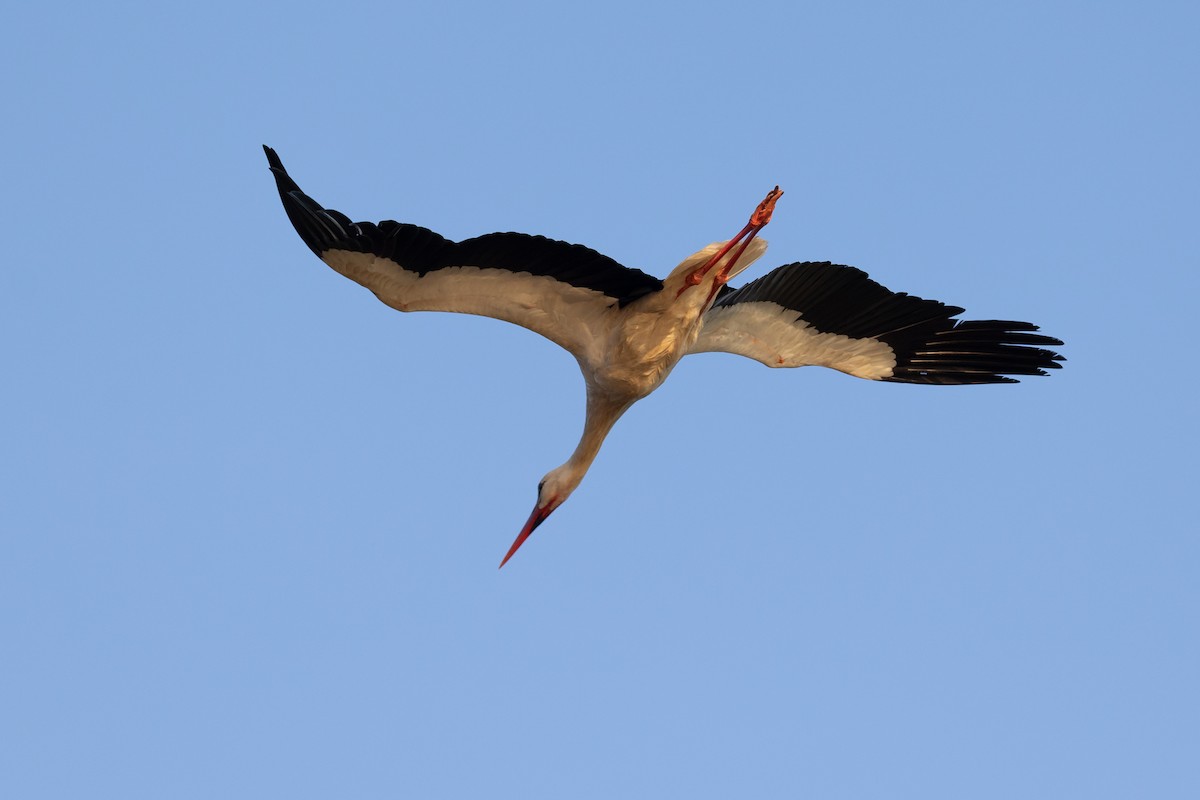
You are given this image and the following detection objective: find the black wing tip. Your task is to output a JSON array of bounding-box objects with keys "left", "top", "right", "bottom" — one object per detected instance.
[
  {"left": 263, "top": 144, "right": 305, "bottom": 199},
  {"left": 263, "top": 145, "right": 292, "bottom": 183},
  {"left": 885, "top": 319, "right": 1066, "bottom": 385},
  {"left": 955, "top": 319, "right": 1065, "bottom": 346},
  {"left": 261, "top": 146, "right": 344, "bottom": 256}
]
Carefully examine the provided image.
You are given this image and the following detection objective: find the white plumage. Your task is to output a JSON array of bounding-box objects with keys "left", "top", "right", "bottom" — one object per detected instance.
[{"left": 265, "top": 146, "right": 1064, "bottom": 566}]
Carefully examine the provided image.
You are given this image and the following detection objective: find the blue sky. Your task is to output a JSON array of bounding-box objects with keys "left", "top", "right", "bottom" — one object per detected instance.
[{"left": 2, "top": 1, "right": 1197, "bottom": 797}]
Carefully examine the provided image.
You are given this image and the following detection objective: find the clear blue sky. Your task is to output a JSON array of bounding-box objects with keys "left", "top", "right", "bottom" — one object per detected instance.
[{"left": 3, "top": 1, "right": 1196, "bottom": 797}]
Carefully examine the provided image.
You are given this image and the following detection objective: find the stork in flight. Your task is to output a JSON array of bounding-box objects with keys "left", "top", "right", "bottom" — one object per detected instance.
[{"left": 264, "top": 146, "right": 1063, "bottom": 567}]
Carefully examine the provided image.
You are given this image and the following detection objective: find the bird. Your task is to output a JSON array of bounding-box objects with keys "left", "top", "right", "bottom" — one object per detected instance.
[{"left": 263, "top": 145, "right": 1063, "bottom": 567}]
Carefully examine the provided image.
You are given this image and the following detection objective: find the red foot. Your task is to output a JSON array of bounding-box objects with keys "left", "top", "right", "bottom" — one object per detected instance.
[{"left": 751, "top": 186, "right": 783, "bottom": 227}]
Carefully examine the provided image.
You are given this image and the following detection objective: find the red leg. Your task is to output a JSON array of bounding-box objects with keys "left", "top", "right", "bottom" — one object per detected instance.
[{"left": 677, "top": 186, "right": 783, "bottom": 298}]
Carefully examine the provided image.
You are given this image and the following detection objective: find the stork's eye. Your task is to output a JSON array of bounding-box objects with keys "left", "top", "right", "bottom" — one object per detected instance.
[{"left": 537, "top": 480, "right": 546, "bottom": 496}]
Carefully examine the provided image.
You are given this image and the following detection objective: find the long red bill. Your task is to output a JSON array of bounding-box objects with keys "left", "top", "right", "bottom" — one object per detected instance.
[{"left": 499, "top": 502, "right": 554, "bottom": 568}]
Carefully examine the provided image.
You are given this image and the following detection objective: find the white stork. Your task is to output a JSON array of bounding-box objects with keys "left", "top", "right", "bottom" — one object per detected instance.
[{"left": 264, "top": 146, "right": 1063, "bottom": 566}]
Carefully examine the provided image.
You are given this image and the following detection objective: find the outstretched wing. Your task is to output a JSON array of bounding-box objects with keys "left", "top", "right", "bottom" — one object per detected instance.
[
  {"left": 690, "top": 261, "right": 1063, "bottom": 384},
  {"left": 264, "top": 146, "right": 664, "bottom": 367}
]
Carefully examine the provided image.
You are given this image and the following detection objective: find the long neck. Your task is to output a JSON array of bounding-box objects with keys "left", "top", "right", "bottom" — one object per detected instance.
[{"left": 554, "top": 390, "right": 632, "bottom": 499}]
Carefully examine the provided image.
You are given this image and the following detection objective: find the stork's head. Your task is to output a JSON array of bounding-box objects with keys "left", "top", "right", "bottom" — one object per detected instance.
[{"left": 498, "top": 464, "right": 585, "bottom": 568}]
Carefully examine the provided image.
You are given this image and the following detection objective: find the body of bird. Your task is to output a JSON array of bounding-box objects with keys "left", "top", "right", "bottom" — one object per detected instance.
[
  {"left": 265, "top": 146, "right": 1063, "bottom": 566},
  {"left": 595, "top": 242, "right": 767, "bottom": 393}
]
